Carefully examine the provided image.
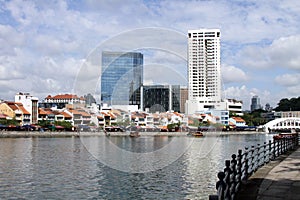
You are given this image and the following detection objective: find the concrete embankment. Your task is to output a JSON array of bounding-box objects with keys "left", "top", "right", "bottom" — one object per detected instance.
[
  {"left": 0, "top": 131, "right": 104, "bottom": 138},
  {"left": 0, "top": 131, "right": 265, "bottom": 138}
]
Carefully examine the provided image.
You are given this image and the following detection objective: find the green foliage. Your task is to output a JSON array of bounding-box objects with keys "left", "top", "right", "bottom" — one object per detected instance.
[
  {"left": 38, "top": 120, "right": 72, "bottom": 129},
  {"left": 275, "top": 97, "right": 300, "bottom": 111},
  {"left": 116, "top": 118, "right": 131, "bottom": 126},
  {"left": 54, "top": 121, "right": 73, "bottom": 129},
  {"left": 167, "top": 122, "right": 180, "bottom": 131},
  {"left": 38, "top": 120, "right": 51, "bottom": 127},
  {"left": 243, "top": 110, "right": 267, "bottom": 126},
  {"left": 0, "top": 117, "right": 19, "bottom": 126},
  {"left": 189, "top": 118, "right": 200, "bottom": 127}
]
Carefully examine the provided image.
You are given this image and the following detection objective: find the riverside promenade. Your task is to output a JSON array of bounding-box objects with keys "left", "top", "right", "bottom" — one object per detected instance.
[{"left": 237, "top": 146, "right": 300, "bottom": 200}]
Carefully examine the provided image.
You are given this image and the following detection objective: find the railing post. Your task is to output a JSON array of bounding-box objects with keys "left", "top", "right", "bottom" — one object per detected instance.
[
  {"left": 243, "top": 147, "right": 249, "bottom": 180},
  {"left": 236, "top": 149, "right": 243, "bottom": 188},
  {"left": 269, "top": 140, "right": 274, "bottom": 161},
  {"left": 249, "top": 145, "right": 255, "bottom": 175},
  {"left": 263, "top": 142, "right": 267, "bottom": 165},
  {"left": 215, "top": 171, "right": 226, "bottom": 200},
  {"left": 277, "top": 140, "right": 280, "bottom": 157},
  {"left": 255, "top": 144, "right": 260, "bottom": 171},
  {"left": 280, "top": 139, "right": 283, "bottom": 155},
  {"left": 230, "top": 154, "right": 237, "bottom": 199},
  {"left": 224, "top": 160, "right": 231, "bottom": 199}
]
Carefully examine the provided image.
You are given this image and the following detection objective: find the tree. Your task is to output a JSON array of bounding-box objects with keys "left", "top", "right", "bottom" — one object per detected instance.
[
  {"left": 275, "top": 97, "right": 300, "bottom": 111},
  {"left": 0, "top": 117, "right": 19, "bottom": 126},
  {"left": 54, "top": 120, "right": 73, "bottom": 129},
  {"left": 243, "top": 109, "right": 267, "bottom": 126}
]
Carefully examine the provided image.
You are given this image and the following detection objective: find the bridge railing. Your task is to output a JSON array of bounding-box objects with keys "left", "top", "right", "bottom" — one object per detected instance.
[{"left": 209, "top": 133, "right": 299, "bottom": 200}]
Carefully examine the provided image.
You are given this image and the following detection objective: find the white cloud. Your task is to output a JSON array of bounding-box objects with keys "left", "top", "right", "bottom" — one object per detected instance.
[
  {"left": 269, "top": 35, "right": 300, "bottom": 70},
  {"left": 221, "top": 64, "right": 248, "bottom": 84},
  {"left": 275, "top": 73, "right": 300, "bottom": 86},
  {"left": 237, "top": 35, "right": 300, "bottom": 70},
  {"left": 274, "top": 73, "right": 300, "bottom": 97},
  {"left": 223, "top": 85, "right": 275, "bottom": 110},
  {"left": 0, "top": 0, "right": 300, "bottom": 108}
]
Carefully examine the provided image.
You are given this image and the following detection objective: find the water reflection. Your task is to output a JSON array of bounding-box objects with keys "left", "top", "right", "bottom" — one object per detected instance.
[{"left": 0, "top": 133, "right": 272, "bottom": 199}]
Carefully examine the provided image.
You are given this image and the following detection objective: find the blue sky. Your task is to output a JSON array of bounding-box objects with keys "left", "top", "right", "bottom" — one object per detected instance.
[{"left": 0, "top": 0, "right": 300, "bottom": 110}]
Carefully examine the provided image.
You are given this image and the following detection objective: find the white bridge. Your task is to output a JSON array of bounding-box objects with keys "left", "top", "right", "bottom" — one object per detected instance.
[{"left": 263, "top": 117, "right": 300, "bottom": 132}]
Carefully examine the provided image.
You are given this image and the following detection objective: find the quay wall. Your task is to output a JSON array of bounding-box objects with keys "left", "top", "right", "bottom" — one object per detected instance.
[{"left": 0, "top": 131, "right": 265, "bottom": 138}]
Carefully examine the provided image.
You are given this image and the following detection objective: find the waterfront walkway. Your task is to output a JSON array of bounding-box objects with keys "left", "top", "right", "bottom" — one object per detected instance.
[{"left": 237, "top": 147, "right": 300, "bottom": 200}]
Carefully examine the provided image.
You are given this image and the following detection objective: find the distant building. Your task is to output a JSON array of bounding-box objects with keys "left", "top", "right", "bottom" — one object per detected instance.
[
  {"left": 0, "top": 101, "right": 30, "bottom": 125},
  {"left": 250, "top": 95, "right": 262, "bottom": 111},
  {"left": 15, "top": 92, "right": 39, "bottom": 124},
  {"left": 265, "top": 103, "right": 272, "bottom": 112},
  {"left": 186, "top": 29, "right": 221, "bottom": 114},
  {"left": 101, "top": 51, "right": 143, "bottom": 108},
  {"left": 143, "top": 85, "right": 180, "bottom": 113},
  {"left": 180, "top": 87, "right": 188, "bottom": 113},
  {"left": 218, "top": 99, "right": 243, "bottom": 116},
  {"left": 199, "top": 110, "right": 229, "bottom": 125},
  {"left": 229, "top": 117, "right": 246, "bottom": 127},
  {"left": 40, "top": 94, "right": 85, "bottom": 109}
]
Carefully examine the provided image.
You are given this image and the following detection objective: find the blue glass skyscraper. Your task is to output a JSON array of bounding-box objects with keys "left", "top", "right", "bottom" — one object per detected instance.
[{"left": 101, "top": 51, "right": 143, "bottom": 107}]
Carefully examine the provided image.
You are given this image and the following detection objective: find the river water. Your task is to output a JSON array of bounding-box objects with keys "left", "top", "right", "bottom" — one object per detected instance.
[{"left": 0, "top": 133, "right": 273, "bottom": 199}]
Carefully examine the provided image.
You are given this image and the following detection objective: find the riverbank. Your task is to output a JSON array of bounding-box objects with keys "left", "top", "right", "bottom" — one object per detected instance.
[{"left": 0, "top": 131, "right": 267, "bottom": 138}]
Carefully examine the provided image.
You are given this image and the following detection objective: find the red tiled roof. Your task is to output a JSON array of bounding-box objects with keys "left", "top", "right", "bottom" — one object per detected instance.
[
  {"left": 232, "top": 117, "right": 245, "bottom": 123},
  {"left": 68, "top": 109, "right": 82, "bottom": 115},
  {"left": 80, "top": 111, "right": 91, "bottom": 117},
  {"left": 5, "top": 101, "right": 30, "bottom": 115},
  {"left": 61, "top": 111, "right": 72, "bottom": 119},
  {"left": 39, "top": 108, "right": 54, "bottom": 115},
  {"left": 45, "top": 94, "right": 85, "bottom": 100},
  {"left": 5, "top": 101, "right": 19, "bottom": 111}
]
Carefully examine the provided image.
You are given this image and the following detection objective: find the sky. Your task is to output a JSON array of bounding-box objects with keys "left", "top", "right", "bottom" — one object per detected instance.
[{"left": 1, "top": 0, "right": 300, "bottom": 110}]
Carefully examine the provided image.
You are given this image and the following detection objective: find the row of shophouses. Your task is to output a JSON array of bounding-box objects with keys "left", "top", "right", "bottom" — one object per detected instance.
[{"left": 0, "top": 92, "right": 247, "bottom": 129}]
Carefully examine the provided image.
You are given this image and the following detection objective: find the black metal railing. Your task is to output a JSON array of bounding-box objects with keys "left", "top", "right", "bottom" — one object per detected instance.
[{"left": 209, "top": 133, "right": 299, "bottom": 200}]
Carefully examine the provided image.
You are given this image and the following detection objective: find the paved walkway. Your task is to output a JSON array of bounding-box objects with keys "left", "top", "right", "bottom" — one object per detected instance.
[{"left": 237, "top": 147, "right": 300, "bottom": 200}]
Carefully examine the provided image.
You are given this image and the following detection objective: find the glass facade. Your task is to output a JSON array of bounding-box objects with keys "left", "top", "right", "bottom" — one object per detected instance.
[
  {"left": 143, "top": 85, "right": 180, "bottom": 113},
  {"left": 101, "top": 51, "right": 143, "bottom": 106}
]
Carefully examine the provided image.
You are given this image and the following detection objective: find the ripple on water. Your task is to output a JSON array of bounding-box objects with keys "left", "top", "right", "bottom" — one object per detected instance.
[{"left": 0, "top": 133, "right": 270, "bottom": 199}]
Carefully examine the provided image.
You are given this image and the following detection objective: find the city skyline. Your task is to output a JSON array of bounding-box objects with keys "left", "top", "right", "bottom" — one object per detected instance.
[{"left": 1, "top": 0, "right": 300, "bottom": 110}]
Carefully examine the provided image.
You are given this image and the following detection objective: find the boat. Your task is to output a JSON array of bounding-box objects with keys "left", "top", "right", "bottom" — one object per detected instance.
[
  {"left": 187, "top": 131, "right": 204, "bottom": 137},
  {"left": 273, "top": 132, "right": 298, "bottom": 140},
  {"left": 129, "top": 131, "right": 140, "bottom": 137}
]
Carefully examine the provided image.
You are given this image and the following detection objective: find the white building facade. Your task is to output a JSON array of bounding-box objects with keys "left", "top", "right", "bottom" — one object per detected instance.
[
  {"left": 15, "top": 92, "right": 39, "bottom": 124},
  {"left": 186, "top": 29, "right": 221, "bottom": 114}
]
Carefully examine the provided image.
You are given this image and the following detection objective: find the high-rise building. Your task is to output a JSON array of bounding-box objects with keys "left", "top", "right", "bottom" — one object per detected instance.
[
  {"left": 186, "top": 29, "right": 221, "bottom": 114},
  {"left": 250, "top": 95, "right": 262, "bottom": 111},
  {"left": 101, "top": 51, "right": 143, "bottom": 107}
]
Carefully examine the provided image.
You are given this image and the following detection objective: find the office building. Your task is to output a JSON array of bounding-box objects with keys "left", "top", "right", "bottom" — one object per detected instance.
[
  {"left": 101, "top": 51, "right": 143, "bottom": 108},
  {"left": 143, "top": 85, "right": 180, "bottom": 113},
  {"left": 250, "top": 95, "right": 262, "bottom": 111},
  {"left": 186, "top": 29, "right": 221, "bottom": 114}
]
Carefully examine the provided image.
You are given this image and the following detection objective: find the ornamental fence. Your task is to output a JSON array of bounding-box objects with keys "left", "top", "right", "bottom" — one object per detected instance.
[{"left": 209, "top": 133, "right": 299, "bottom": 200}]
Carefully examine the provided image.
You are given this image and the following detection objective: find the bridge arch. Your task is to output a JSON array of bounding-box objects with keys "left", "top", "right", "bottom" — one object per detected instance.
[{"left": 263, "top": 117, "right": 300, "bottom": 133}]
